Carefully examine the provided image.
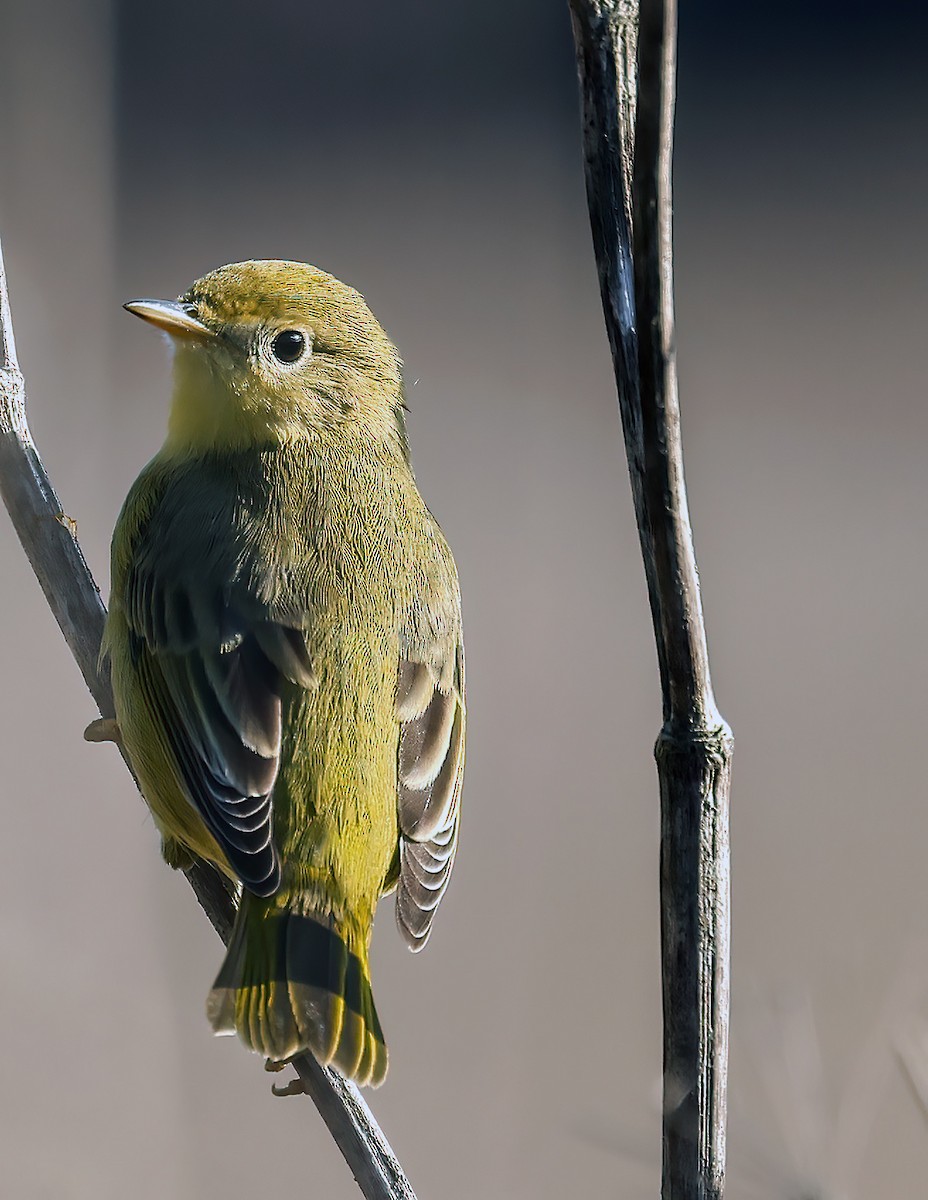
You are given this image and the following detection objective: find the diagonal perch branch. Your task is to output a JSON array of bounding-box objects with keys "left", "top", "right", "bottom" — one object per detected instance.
[
  {"left": 569, "top": 2, "right": 733, "bottom": 1197},
  {"left": 0, "top": 236, "right": 417, "bottom": 1200}
]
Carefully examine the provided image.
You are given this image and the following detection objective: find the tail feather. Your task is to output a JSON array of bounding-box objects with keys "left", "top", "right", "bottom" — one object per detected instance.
[{"left": 207, "top": 895, "right": 388, "bottom": 1086}]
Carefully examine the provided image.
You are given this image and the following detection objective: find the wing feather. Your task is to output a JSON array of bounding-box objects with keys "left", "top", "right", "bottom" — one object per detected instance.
[
  {"left": 395, "top": 646, "right": 464, "bottom": 951},
  {"left": 132, "top": 630, "right": 283, "bottom": 891},
  {"left": 112, "top": 458, "right": 319, "bottom": 898},
  {"left": 126, "top": 575, "right": 313, "bottom": 895}
]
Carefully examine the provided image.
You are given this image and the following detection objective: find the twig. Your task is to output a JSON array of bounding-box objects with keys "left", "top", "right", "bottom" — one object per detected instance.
[
  {"left": 0, "top": 236, "right": 417, "bottom": 1200},
  {"left": 568, "top": 2, "right": 733, "bottom": 1197}
]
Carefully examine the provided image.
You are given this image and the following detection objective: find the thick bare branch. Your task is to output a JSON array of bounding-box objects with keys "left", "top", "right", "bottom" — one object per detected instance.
[
  {"left": 0, "top": 234, "right": 417, "bottom": 1200},
  {"left": 569, "top": 2, "right": 733, "bottom": 1196}
]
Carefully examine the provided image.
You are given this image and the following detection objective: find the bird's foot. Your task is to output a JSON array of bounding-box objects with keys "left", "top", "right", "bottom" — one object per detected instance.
[
  {"left": 270, "top": 1075, "right": 308, "bottom": 1098},
  {"left": 265, "top": 1057, "right": 307, "bottom": 1096},
  {"left": 84, "top": 717, "right": 121, "bottom": 745}
]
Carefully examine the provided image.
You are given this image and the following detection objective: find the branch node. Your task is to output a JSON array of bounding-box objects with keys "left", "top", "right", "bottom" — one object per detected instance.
[{"left": 55, "top": 511, "right": 78, "bottom": 537}]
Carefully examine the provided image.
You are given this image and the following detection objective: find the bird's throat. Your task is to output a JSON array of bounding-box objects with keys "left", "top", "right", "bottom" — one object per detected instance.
[{"left": 164, "top": 342, "right": 296, "bottom": 454}]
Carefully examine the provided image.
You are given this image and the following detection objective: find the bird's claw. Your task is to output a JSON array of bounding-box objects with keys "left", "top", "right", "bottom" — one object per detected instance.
[
  {"left": 270, "top": 1074, "right": 308, "bottom": 1098},
  {"left": 266, "top": 1057, "right": 305, "bottom": 1096}
]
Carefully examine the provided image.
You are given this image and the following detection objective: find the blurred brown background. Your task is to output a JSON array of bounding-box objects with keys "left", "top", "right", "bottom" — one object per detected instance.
[{"left": 1, "top": 2, "right": 927, "bottom": 1196}]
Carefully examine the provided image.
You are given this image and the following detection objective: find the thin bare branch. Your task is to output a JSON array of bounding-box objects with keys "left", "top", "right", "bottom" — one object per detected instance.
[
  {"left": 0, "top": 233, "right": 417, "bottom": 1200},
  {"left": 568, "top": 2, "right": 733, "bottom": 1196}
]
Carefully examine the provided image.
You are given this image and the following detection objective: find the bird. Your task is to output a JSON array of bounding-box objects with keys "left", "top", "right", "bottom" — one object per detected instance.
[{"left": 99, "top": 260, "right": 464, "bottom": 1087}]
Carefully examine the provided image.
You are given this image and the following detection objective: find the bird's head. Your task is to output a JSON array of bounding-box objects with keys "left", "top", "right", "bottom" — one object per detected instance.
[{"left": 126, "top": 260, "right": 407, "bottom": 453}]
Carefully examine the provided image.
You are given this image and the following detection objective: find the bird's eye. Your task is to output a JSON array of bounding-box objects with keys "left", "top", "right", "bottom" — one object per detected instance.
[{"left": 271, "top": 329, "right": 307, "bottom": 364}]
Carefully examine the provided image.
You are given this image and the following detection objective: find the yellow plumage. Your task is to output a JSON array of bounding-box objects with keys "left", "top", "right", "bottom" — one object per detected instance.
[{"left": 103, "top": 261, "right": 464, "bottom": 1086}]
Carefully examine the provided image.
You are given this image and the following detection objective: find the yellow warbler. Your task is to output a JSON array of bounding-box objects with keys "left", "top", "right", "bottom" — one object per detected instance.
[{"left": 102, "top": 260, "right": 464, "bottom": 1087}]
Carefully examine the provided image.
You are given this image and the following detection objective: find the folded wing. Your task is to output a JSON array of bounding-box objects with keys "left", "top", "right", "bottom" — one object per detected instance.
[
  {"left": 125, "top": 565, "right": 315, "bottom": 897},
  {"left": 394, "top": 648, "right": 465, "bottom": 949}
]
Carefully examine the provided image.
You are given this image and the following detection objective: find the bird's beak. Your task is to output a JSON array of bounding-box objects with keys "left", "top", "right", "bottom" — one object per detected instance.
[{"left": 123, "top": 299, "right": 213, "bottom": 340}]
